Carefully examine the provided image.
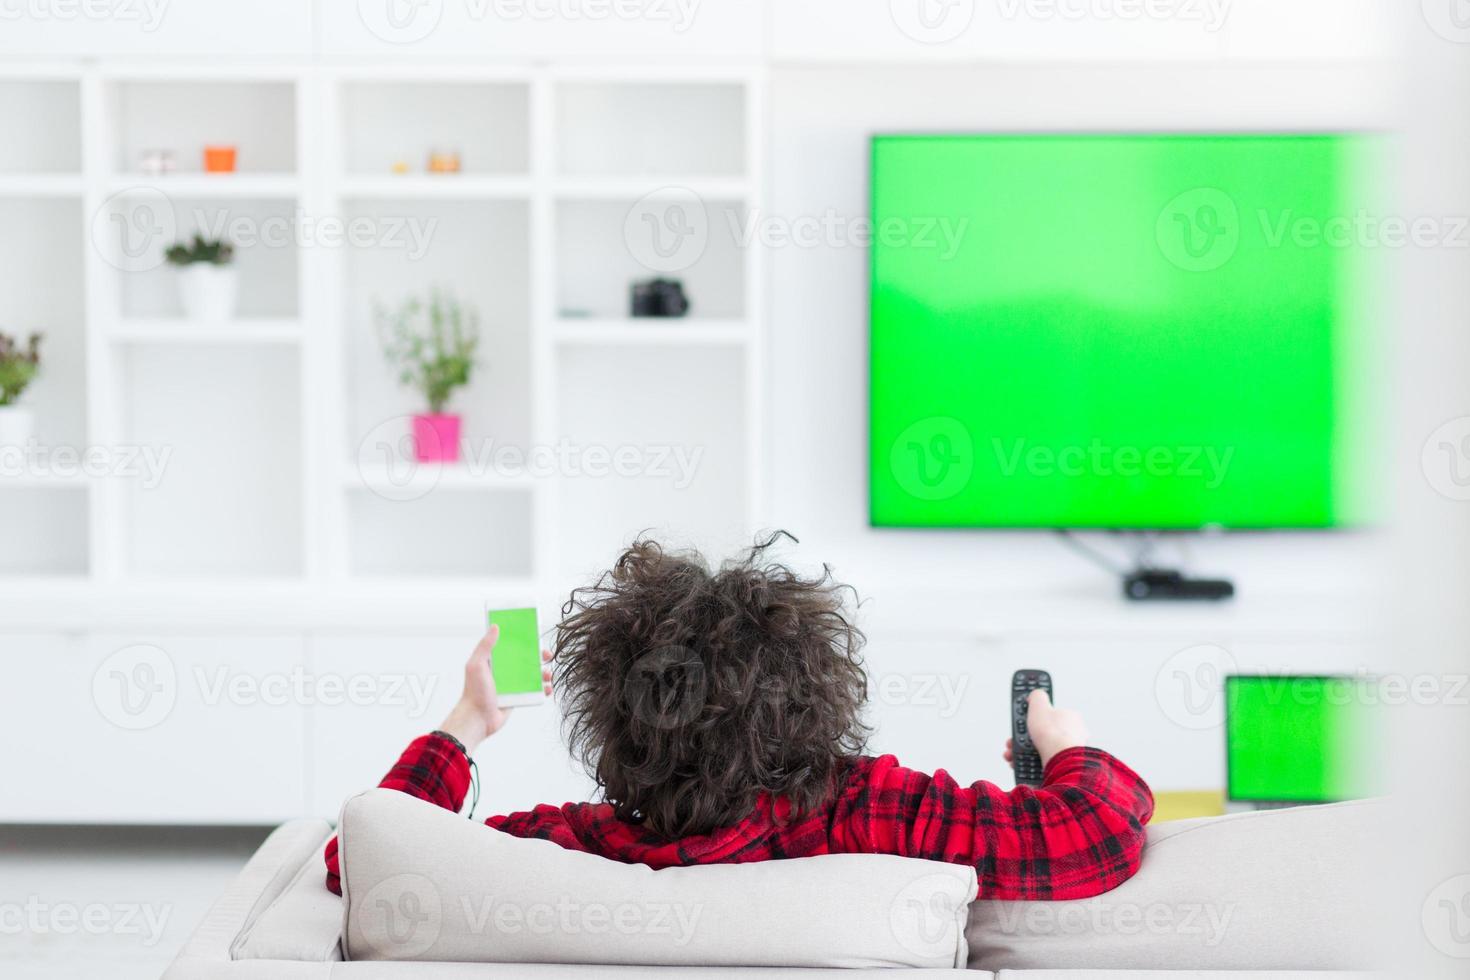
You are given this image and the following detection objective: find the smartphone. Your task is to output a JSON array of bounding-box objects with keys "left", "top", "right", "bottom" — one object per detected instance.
[{"left": 484, "top": 606, "right": 546, "bottom": 707}]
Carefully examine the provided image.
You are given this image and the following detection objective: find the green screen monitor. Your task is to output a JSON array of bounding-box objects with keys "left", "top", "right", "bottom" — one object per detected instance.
[
  {"left": 870, "top": 134, "right": 1373, "bottom": 529},
  {"left": 1225, "top": 674, "right": 1375, "bottom": 804}
]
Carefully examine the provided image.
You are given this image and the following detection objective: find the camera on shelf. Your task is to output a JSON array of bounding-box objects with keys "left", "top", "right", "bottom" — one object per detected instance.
[{"left": 629, "top": 278, "right": 690, "bottom": 318}]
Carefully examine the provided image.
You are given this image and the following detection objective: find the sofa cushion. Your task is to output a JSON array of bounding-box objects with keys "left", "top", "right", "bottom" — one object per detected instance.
[
  {"left": 967, "top": 799, "right": 1386, "bottom": 972},
  {"left": 162, "top": 818, "right": 335, "bottom": 980},
  {"left": 231, "top": 849, "right": 344, "bottom": 962},
  {"left": 337, "top": 788, "right": 976, "bottom": 969}
]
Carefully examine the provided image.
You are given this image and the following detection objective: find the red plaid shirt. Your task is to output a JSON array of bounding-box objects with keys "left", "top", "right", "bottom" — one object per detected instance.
[{"left": 325, "top": 733, "right": 1152, "bottom": 900}]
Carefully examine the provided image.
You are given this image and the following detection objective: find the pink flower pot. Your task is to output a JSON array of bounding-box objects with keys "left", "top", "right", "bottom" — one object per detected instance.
[{"left": 412, "top": 414, "right": 461, "bottom": 462}]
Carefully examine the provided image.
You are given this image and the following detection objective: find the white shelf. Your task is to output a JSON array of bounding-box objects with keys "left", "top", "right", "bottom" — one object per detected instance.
[
  {"left": 107, "top": 317, "right": 302, "bottom": 344},
  {"left": 347, "top": 461, "right": 536, "bottom": 494},
  {"left": 0, "top": 174, "right": 83, "bottom": 196},
  {"left": 104, "top": 173, "right": 300, "bottom": 198},
  {"left": 551, "top": 318, "right": 748, "bottom": 346},
  {"left": 339, "top": 174, "right": 532, "bottom": 199},
  {"left": 553, "top": 176, "right": 750, "bottom": 200},
  {"left": 0, "top": 471, "right": 93, "bottom": 490}
]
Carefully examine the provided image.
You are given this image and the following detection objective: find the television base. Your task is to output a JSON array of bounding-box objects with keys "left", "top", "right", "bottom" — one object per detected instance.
[{"left": 1122, "top": 569, "right": 1235, "bottom": 602}]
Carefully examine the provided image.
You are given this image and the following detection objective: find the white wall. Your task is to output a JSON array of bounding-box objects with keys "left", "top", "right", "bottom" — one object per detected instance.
[
  {"left": 770, "top": 0, "right": 1397, "bottom": 61},
  {"left": 0, "top": 0, "right": 1398, "bottom": 62}
]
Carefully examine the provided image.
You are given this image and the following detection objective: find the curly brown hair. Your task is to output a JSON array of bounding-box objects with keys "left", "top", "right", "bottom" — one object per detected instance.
[{"left": 554, "top": 532, "right": 870, "bottom": 839}]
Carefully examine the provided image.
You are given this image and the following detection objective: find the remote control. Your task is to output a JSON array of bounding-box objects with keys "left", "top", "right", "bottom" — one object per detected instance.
[{"left": 1010, "top": 669, "right": 1053, "bottom": 788}]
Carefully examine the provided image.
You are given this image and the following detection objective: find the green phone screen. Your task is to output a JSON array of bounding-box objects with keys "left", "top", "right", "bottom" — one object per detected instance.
[{"left": 486, "top": 607, "right": 542, "bottom": 695}]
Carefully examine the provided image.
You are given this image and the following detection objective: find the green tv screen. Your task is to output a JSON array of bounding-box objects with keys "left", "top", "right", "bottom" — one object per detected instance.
[
  {"left": 870, "top": 134, "right": 1372, "bottom": 529},
  {"left": 1226, "top": 675, "right": 1376, "bottom": 804}
]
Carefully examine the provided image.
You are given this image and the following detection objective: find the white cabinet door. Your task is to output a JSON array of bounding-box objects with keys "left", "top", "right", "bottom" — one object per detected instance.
[
  {"left": 0, "top": 633, "right": 86, "bottom": 821},
  {"left": 307, "top": 633, "right": 593, "bottom": 821},
  {"left": 2, "top": 631, "right": 307, "bottom": 823}
]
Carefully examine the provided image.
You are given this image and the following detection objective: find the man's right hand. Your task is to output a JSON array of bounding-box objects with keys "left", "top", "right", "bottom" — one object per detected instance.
[{"left": 1021, "top": 689, "right": 1089, "bottom": 768}]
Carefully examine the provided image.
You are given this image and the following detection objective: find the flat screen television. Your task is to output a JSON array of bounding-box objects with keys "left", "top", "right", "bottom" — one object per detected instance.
[
  {"left": 1225, "top": 674, "right": 1376, "bottom": 805},
  {"left": 870, "top": 134, "right": 1373, "bottom": 530}
]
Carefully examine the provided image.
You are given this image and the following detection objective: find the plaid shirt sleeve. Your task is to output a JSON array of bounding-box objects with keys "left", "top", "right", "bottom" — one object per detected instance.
[
  {"left": 323, "top": 732, "right": 471, "bottom": 895},
  {"left": 834, "top": 747, "right": 1154, "bottom": 900}
]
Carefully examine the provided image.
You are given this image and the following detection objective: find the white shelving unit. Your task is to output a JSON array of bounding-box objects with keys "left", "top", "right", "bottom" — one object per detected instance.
[
  {"left": 1, "top": 60, "right": 766, "bottom": 614},
  {"left": 0, "top": 64, "right": 88, "bottom": 581},
  {"left": 1, "top": 64, "right": 766, "bottom": 821}
]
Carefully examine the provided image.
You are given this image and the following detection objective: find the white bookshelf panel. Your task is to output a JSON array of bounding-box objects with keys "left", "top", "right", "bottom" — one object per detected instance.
[
  {"left": 555, "top": 197, "right": 747, "bottom": 319},
  {"left": 0, "top": 198, "right": 86, "bottom": 449},
  {"left": 105, "top": 174, "right": 300, "bottom": 198},
  {"left": 339, "top": 175, "right": 530, "bottom": 200},
  {"left": 555, "top": 345, "right": 747, "bottom": 579},
  {"left": 343, "top": 198, "right": 532, "bottom": 463},
  {"left": 107, "top": 80, "right": 297, "bottom": 177},
  {"left": 341, "top": 81, "right": 530, "bottom": 177},
  {"left": 109, "top": 317, "right": 301, "bottom": 345},
  {"left": 346, "top": 486, "right": 534, "bottom": 579},
  {"left": 0, "top": 79, "right": 81, "bottom": 174},
  {"left": 552, "top": 318, "right": 748, "bottom": 346},
  {"left": 111, "top": 196, "right": 301, "bottom": 320},
  {"left": 555, "top": 83, "right": 745, "bottom": 178},
  {"left": 0, "top": 488, "right": 88, "bottom": 577},
  {"left": 119, "top": 344, "right": 303, "bottom": 578}
]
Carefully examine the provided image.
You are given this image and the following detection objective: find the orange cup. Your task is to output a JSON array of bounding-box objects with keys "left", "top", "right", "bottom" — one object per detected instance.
[{"left": 203, "top": 145, "right": 238, "bottom": 173}]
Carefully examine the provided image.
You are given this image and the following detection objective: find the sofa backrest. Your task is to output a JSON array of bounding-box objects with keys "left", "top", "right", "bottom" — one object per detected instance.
[
  {"left": 966, "top": 798, "right": 1388, "bottom": 972},
  {"left": 337, "top": 788, "right": 977, "bottom": 969}
]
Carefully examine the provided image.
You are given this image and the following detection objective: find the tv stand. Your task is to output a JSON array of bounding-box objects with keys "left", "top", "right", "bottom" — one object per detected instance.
[
  {"left": 1055, "top": 530, "right": 1236, "bottom": 602},
  {"left": 1122, "top": 568, "right": 1235, "bottom": 602}
]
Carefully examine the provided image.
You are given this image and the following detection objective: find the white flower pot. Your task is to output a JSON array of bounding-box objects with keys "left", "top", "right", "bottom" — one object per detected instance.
[
  {"left": 0, "top": 405, "right": 34, "bottom": 449},
  {"left": 177, "top": 264, "right": 239, "bottom": 323}
]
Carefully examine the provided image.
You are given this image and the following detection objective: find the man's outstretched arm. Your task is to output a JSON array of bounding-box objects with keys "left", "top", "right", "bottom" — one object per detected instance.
[
  {"left": 322, "top": 628, "right": 553, "bottom": 895},
  {"left": 839, "top": 691, "right": 1154, "bottom": 900}
]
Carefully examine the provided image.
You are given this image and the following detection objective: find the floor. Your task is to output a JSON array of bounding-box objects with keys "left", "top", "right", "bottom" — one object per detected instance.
[{"left": 0, "top": 825, "right": 271, "bottom": 979}]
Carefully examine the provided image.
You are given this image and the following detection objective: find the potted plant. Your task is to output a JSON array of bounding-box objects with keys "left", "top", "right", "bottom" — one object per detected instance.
[
  {"left": 376, "top": 287, "right": 480, "bottom": 463},
  {"left": 0, "top": 331, "right": 41, "bottom": 449},
  {"left": 166, "top": 234, "right": 237, "bottom": 322}
]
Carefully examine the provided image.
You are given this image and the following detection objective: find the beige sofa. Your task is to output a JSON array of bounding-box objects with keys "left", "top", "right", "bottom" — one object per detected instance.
[{"left": 164, "top": 790, "right": 1385, "bottom": 978}]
